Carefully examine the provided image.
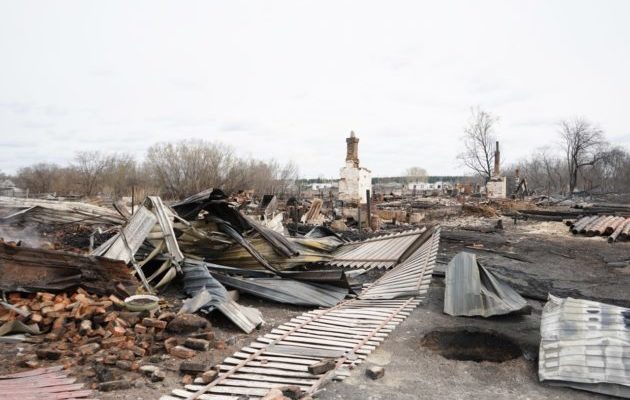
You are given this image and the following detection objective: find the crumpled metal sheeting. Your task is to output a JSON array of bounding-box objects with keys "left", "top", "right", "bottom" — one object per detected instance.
[
  {"left": 327, "top": 228, "right": 428, "bottom": 269},
  {"left": 0, "top": 196, "right": 124, "bottom": 226},
  {"left": 181, "top": 260, "right": 263, "bottom": 334},
  {"left": 91, "top": 197, "right": 186, "bottom": 292},
  {"left": 91, "top": 206, "right": 157, "bottom": 262},
  {"left": 147, "top": 196, "right": 184, "bottom": 264},
  {"left": 212, "top": 274, "right": 349, "bottom": 307},
  {"left": 359, "top": 227, "right": 440, "bottom": 300},
  {"left": 181, "top": 261, "right": 229, "bottom": 308},
  {"left": 211, "top": 234, "right": 335, "bottom": 270},
  {"left": 444, "top": 252, "right": 529, "bottom": 317},
  {"left": 539, "top": 295, "right": 630, "bottom": 398}
]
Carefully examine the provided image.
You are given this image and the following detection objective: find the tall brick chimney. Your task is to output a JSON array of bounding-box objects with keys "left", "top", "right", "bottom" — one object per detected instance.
[
  {"left": 493, "top": 141, "right": 500, "bottom": 176},
  {"left": 346, "top": 131, "right": 359, "bottom": 168}
]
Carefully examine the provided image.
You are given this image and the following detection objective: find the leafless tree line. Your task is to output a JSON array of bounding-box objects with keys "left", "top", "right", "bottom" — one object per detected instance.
[
  {"left": 9, "top": 139, "right": 299, "bottom": 200},
  {"left": 459, "top": 108, "right": 630, "bottom": 195}
]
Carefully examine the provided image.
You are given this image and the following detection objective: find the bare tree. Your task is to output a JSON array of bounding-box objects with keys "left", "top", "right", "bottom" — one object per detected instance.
[
  {"left": 457, "top": 107, "right": 498, "bottom": 182},
  {"left": 404, "top": 166, "right": 428, "bottom": 183},
  {"left": 103, "top": 153, "right": 138, "bottom": 199},
  {"left": 580, "top": 146, "right": 630, "bottom": 194},
  {"left": 513, "top": 148, "right": 567, "bottom": 195},
  {"left": 15, "top": 163, "right": 60, "bottom": 194},
  {"left": 558, "top": 117, "right": 605, "bottom": 194},
  {"left": 73, "top": 151, "right": 114, "bottom": 197},
  {"left": 277, "top": 160, "right": 299, "bottom": 197},
  {"left": 145, "top": 140, "right": 241, "bottom": 198}
]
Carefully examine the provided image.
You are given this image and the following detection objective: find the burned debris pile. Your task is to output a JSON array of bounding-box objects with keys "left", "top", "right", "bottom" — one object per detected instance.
[
  {"left": 1, "top": 181, "right": 629, "bottom": 399},
  {"left": 0, "top": 187, "right": 446, "bottom": 398},
  {"left": 0, "top": 240, "right": 137, "bottom": 295}
]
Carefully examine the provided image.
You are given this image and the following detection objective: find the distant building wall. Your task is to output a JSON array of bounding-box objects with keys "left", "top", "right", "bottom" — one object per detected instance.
[
  {"left": 338, "top": 131, "right": 372, "bottom": 203},
  {"left": 486, "top": 177, "right": 507, "bottom": 199},
  {"left": 339, "top": 161, "right": 372, "bottom": 203}
]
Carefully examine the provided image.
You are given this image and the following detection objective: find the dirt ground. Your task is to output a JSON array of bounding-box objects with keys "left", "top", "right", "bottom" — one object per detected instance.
[
  {"left": 1, "top": 218, "right": 628, "bottom": 399},
  {"left": 315, "top": 282, "right": 608, "bottom": 400},
  {"left": 315, "top": 218, "right": 628, "bottom": 400}
]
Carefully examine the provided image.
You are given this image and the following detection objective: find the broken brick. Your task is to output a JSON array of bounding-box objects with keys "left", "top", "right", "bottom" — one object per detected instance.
[
  {"left": 142, "top": 317, "right": 167, "bottom": 330},
  {"left": 166, "top": 314, "right": 208, "bottom": 334},
  {"left": 78, "top": 343, "right": 100, "bottom": 356},
  {"left": 134, "top": 324, "right": 147, "bottom": 334},
  {"left": 307, "top": 358, "right": 336, "bottom": 375},
  {"left": 184, "top": 338, "right": 210, "bottom": 351},
  {"left": 181, "top": 374, "right": 193, "bottom": 385},
  {"left": 164, "top": 337, "right": 178, "bottom": 351},
  {"left": 179, "top": 361, "right": 207, "bottom": 374},
  {"left": 151, "top": 369, "right": 166, "bottom": 382},
  {"left": 36, "top": 348, "right": 62, "bottom": 360},
  {"left": 201, "top": 369, "right": 218, "bottom": 384},
  {"left": 169, "top": 345, "right": 196, "bottom": 359},
  {"left": 99, "top": 380, "right": 131, "bottom": 391},
  {"left": 366, "top": 365, "right": 385, "bottom": 380}
]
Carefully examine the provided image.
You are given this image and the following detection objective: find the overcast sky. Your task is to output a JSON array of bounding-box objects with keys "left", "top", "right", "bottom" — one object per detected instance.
[{"left": 1, "top": 1, "right": 629, "bottom": 178}]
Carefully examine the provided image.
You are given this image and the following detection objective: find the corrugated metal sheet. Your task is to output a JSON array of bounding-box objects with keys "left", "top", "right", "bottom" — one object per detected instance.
[
  {"left": 0, "top": 365, "right": 92, "bottom": 400},
  {"left": 0, "top": 196, "right": 124, "bottom": 226},
  {"left": 539, "top": 295, "right": 630, "bottom": 398},
  {"left": 327, "top": 228, "right": 428, "bottom": 269},
  {"left": 92, "top": 205, "right": 157, "bottom": 262},
  {"left": 92, "top": 197, "right": 186, "bottom": 292},
  {"left": 147, "top": 196, "right": 184, "bottom": 265},
  {"left": 359, "top": 226, "right": 440, "bottom": 300},
  {"left": 213, "top": 274, "right": 348, "bottom": 307},
  {"left": 182, "top": 260, "right": 263, "bottom": 334},
  {"left": 444, "top": 252, "right": 529, "bottom": 317}
]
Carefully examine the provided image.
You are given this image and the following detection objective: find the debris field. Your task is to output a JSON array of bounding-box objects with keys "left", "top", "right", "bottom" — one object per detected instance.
[{"left": 0, "top": 189, "right": 629, "bottom": 400}]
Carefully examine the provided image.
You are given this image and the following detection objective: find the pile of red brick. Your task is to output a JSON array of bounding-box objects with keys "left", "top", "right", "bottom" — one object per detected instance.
[{"left": 1, "top": 289, "right": 219, "bottom": 389}]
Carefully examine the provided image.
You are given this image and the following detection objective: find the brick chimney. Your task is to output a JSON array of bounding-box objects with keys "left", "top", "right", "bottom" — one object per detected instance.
[
  {"left": 493, "top": 141, "right": 500, "bottom": 176},
  {"left": 346, "top": 131, "right": 360, "bottom": 168}
]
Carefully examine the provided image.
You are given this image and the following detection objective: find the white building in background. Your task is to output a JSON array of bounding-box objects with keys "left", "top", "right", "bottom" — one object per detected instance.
[
  {"left": 338, "top": 131, "right": 372, "bottom": 204},
  {"left": 311, "top": 183, "right": 335, "bottom": 191}
]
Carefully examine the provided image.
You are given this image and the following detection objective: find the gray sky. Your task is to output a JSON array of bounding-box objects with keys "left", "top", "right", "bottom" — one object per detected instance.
[{"left": 1, "top": 0, "right": 629, "bottom": 178}]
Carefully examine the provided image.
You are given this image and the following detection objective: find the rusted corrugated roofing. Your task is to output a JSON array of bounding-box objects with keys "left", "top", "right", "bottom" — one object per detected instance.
[
  {"left": 539, "top": 295, "right": 630, "bottom": 398},
  {"left": 0, "top": 365, "right": 92, "bottom": 400},
  {"left": 327, "top": 228, "right": 428, "bottom": 269}
]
